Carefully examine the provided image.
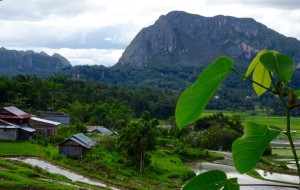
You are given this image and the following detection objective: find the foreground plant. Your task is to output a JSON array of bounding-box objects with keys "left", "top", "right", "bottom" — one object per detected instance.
[{"left": 176, "top": 50, "right": 300, "bottom": 189}]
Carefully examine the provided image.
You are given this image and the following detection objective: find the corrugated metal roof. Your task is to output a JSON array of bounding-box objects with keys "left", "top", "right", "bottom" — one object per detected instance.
[
  {"left": 0, "top": 125, "right": 18, "bottom": 129},
  {"left": 0, "top": 119, "right": 19, "bottom": 129},
  {"left": 30, "top": 116, "right": 61, "bottom": 125},
  {"left": 70, "top": 137, "right": 91, "bottom": 149},
  {"left": 0, "top": 106, "right": 31, "bottom": 119},
  {"left": 96, "top": 127, "right": 113, "bottom": 135},
  {"left": 57, "top": 133, "right": 95, "bottom": 149},
  {"left": 20, "top": 126, "right": 36, "bottom": 132},
  {"left": 3, "top": 106, "right": 27, "bottom": 115},
  {"left": 86, "top": 126, "right": 104, "bottom": 133},
  {"left": 73, "top": 133, "right": 95, "bottom": 147},
  {"left": 0, "top": 119, "right": 35, "bottom": 132}
]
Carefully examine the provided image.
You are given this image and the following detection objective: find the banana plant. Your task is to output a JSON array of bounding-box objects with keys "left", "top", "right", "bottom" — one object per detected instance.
[{"left": 176, "top": 50, "right": 300, "bottom": 189}]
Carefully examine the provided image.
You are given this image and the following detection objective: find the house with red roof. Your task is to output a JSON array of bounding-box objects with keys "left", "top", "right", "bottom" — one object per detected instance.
[
  {"left": 0, "top": 106, "right": 31, "bottom": 126},
  {"left": 0, "top": 106, "right": 61, "bottom": 139}
]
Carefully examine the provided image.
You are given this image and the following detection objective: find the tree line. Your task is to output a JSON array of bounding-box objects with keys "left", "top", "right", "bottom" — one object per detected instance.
[
  {"left": 0, "top": 74, "right": 178, "bottom": 123},
  {"left": 0, "top": 72, "right": 288, "bottom": 126}
]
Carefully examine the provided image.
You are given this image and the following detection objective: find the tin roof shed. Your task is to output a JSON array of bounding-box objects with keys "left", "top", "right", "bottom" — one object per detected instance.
[{"left": 57, "top": 133, "right": 95, "bottom": 158}]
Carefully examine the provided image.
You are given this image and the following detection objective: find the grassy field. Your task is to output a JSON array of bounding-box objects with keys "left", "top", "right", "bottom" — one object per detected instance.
[
  {"left": 0, "top": 142, "right": 104, "bottom": 190},
  {"left": 272, "top": 148, "right": 300, "bottom": 157},
  {"left": 203, "top": 110, "right": 300, "bottom": 133},
  {"left": 243, "top": 115, "right": 300, "bottom": 132},
  {"left": 0, "top": 141, "right": 57, "bottom": 157},
  {"left": 203, "top": 110, "right": 300, "bottom": 158},
  {"left": 0, "top": 157, "right": 79, "bottom": 190},
  {"left": 0, "top": 159, "right": 107, "bottom": 189},
  {"left": 0, "top": 140, "right": 205, "bottom": 190}
]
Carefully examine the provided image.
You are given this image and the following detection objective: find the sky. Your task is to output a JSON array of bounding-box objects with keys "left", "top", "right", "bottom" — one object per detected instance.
[{"left": 0, "top": 0, "right": 300, "bottom": 67}]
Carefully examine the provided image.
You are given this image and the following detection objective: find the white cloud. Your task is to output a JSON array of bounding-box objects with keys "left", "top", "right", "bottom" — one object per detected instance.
[
  {"left": 59, "top": 48, "right": 124, "bottom": 67},
  {"left": 6, "top": 47, "right": 123, "bottom": 67}
]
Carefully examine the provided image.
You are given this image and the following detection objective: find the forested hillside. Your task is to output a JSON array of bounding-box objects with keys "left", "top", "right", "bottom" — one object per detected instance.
[
  {"left": 0, "top": 47, "right": 71, "bottom": 76},
  {"left": 0, "top": 73, "right": 293, "bottom": 123},
  {"left": 2, "top": 11, "right": 300, "bottom": 115}
]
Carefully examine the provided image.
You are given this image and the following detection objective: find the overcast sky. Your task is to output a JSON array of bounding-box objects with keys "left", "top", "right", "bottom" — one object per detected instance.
[{"left": 0, "top": 0, "right": 300, "bottom": 67}]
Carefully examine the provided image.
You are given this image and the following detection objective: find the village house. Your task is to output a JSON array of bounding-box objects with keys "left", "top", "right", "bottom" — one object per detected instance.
[
  {"left": 29, "top": 116, "right": 61, "bottom": 137},
  {"left": 0, "top": 106, "right": 31, "bottom": 126},
  {"left": 0, "top": 119, "right": 36, "bottom": 141},
  {"left": 0, "top": 106, "right": 61, "bottom": 139},
  {"left": 57, "top": 133, "right": 95, "bottom": 158},
  {"left": 86, "top": 126, "right": 119, "bottom": 136}
]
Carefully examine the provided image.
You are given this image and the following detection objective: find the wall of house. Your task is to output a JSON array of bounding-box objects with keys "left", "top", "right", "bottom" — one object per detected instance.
[
  {"left": 42, "top": 115, "right": 69, "bottom": 126},
  {"left": 29, "top": 121, "right": 57, "bottom": 137},
  {"left": 19, "top": 130, "right": 34, "bottom": 140},
  {"left": 59, "top": 140, "right": 88, "bottom": 157},
  {"left": 38, "top": 112, "right": 70, "bottom": 126},
  {"left": 0, "top": 129, "right": 18, "bottom": 141}
]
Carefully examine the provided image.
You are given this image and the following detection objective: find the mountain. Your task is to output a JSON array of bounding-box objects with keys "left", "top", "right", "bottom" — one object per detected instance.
[
  {"left": 2, "top": 11, "right": 300, "bottom": 90},
  {"left": 0, "top": 47, "right": 72, "bottom": 77},
  {"left": 116, "top": 11, "right": 300, "bottom": 69}
]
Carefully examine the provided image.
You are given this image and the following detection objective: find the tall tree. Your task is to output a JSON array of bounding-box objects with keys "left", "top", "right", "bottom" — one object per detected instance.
[{"left": 118, "top": 111, "right": 158, "bottom": 172}]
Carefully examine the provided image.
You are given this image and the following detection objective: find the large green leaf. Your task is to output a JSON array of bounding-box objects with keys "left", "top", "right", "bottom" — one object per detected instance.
[
  {"left": 232, "top": 122, "right": 281, "bottom": 174},
  {"left": 295, "top": 90, "right": 300, "bottom": 99},
  {"left": 224, "top": 178, "right": 239, "bottom": 190},
  {"left": 260, "top": 51, "right": 295, "bottom": 83},
  {"left": 175, "top": 57, "right": 233, "bottom": 129},
  {"left": 183, "top": 170, "right": 239, "bottom": 190},
  {"left": 252, "top": 62, "right": 272, "bottom": 96},
  {"left": 245, "top": 49, "right": 268, "bottom": 78}
]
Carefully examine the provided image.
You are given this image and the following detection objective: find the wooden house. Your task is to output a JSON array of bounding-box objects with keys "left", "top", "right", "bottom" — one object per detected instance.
[
  {"left": 0, "top": 106, "right": 31, "bottom": 126},
  {"left": 57, "top": 133, "right": 95, "bottom": 158},
  {"left": 29, "top": 117, "right": 60, "bottom": 137},
  {"left": 0, "top": 119, "right": 19, "bottom": 141},
  {"left": 86, "top": 126, "right": 118, "bottom": 136},
  {"left": 0, "top": 119, "right": 35, "bottom": 141}
]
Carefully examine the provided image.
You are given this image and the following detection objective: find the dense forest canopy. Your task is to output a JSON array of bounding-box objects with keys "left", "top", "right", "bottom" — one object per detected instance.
[{"left": 0, "top": 73, "right": 291, "bottom": 128}]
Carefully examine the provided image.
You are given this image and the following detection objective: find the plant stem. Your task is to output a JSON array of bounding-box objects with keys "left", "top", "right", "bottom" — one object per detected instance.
[
  {"left": 269, "top": 71, "right": 300, "bottom": 188},
  {"left": 232, "top": 68, "right": 300, "bottom": 188},
  {"left": 231, "top": 68, "right": 276, "bottom": 94},
  {"left": 286, "top": 108, "right": 300, "bottom": 189}
]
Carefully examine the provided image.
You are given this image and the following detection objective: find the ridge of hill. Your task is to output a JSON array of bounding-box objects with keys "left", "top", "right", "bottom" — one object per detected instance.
[{"left": 0, "top": 47, "right": 72, "bottom": 77}]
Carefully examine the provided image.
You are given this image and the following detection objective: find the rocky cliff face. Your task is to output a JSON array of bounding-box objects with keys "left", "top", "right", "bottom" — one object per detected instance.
[
  {"left": 116, "top": 11, "right": 300, "bottom": 68},
  {"left": 0, "top": 47, "right": 72, "bottom": 76}
]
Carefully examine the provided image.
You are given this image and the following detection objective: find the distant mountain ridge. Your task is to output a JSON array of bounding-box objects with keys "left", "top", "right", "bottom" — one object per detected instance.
[
  {"left": 116, "top": 11, "right": 300, "bottom": 68},
  {"left": 0, "top": 47, "right": 71, "bottom": 77},
  {"left": 2, "top": 11, "right": 300, "bottom": 90}
]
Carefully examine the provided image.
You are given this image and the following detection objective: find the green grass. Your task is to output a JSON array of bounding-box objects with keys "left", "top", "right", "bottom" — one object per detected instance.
[
  {"left": 0, "top": 140, "right": 196, "bottom": 190},
  {"left": 0, "top": 141, "right": 57, "bottom": 157},
  {"left": 272, "top": 149, "right": 300, "bottom": 157},
  {"left": 147, "top": 150, "right": 195, "bottom": 186},
  {"left": 203, "top": 110, "right": 300, "bottom": 133},
  {"left": 0, "top": 142, "right": 107, "bottom": 189},
  {"left": 201, "top": 110, "right": 246, "bottom": 117},
  {"left": 243, "top": 115, "right": 300, "bottom": 132},
  {"left": 0, "top": 157, "right": 102, "bottom": 190}
]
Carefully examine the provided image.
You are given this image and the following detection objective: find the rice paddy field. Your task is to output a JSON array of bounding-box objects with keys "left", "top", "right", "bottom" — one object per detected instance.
[
  {"left": 203, "top": 110, "right": 300, "bottom": 134},
  {"left": 203, "top": 110, "right": 300, "bottom": 157}
]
